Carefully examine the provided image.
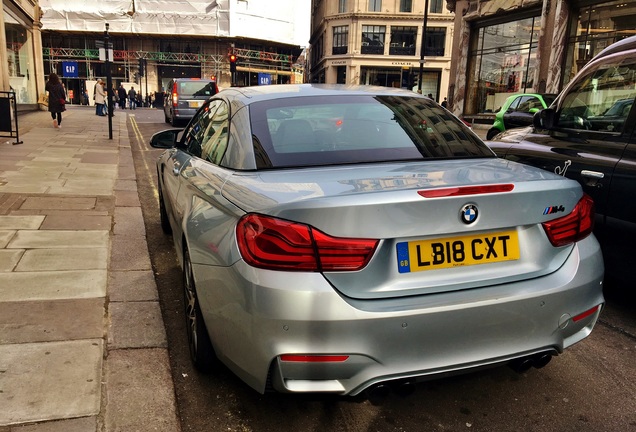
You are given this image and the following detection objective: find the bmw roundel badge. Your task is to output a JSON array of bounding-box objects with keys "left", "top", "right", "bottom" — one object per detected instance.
[{"left": 460, "top": 204, "right": 478, "bottom": 224}]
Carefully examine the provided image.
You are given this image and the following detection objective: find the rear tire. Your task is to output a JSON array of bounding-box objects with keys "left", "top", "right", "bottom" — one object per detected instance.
[
  {"left": 158, "top": 182, "right": 172, "bottom": 235},
  {"left": 183, "top": 248, "right": 216, "bottom": 372},
  {"left": 486, "top": 128, "right": 501, "bottom": 140}
]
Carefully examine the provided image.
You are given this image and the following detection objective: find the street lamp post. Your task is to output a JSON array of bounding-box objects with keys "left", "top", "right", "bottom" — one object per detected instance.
[
  {"left": 418, "top": 0, "right": 429, "bottom": 95},
  {"left": 104, "top": 23, "right": 113, "bottom": 139}
]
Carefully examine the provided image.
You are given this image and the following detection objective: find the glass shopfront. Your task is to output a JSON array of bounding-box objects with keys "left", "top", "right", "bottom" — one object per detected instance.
[
  {"left": 4, "top": 9, "right": 36, "bottom": 104},
  {"left": 466, "top": 14, "right": 541, "bottom": 115},
  {"left": 563, "top": 0, "right": 636, "bottom": 86}
]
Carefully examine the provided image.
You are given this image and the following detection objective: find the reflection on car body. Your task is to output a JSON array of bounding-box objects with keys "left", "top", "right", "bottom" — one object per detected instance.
[
  {"left": 487, "top": 35, "right": 636, "bottom": 286},
  {"left": 150, "top": 84, "right": 603, "bottom": 397},
  {"left": 486, "top": 93, "right": 556, "bottom": 140}
]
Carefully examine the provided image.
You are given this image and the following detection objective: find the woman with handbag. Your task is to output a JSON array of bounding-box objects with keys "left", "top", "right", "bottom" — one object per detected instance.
[{"left": 45, "top": 73, "right": 66, "bottom": 128}]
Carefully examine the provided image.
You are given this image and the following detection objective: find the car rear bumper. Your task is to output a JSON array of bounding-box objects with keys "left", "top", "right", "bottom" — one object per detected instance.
[{"left": 193, "top": 235, "right": 604, "bottom": 396}]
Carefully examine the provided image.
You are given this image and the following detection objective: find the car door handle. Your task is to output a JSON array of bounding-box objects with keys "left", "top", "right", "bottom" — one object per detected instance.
[
  {"left": 172, "top": 161, "right": 181, "bottom": 176},
  {"left": 581, "top": 170, "right": 604, "bottom": 179}
]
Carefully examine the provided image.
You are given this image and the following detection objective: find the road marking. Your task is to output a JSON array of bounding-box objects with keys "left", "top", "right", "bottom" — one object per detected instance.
[{"left": 129, "top": 116, "right": 159, "bottom": 200}]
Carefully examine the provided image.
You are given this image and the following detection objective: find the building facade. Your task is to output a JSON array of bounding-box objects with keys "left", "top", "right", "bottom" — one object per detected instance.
[
  {"left": 446, "top": 0, "right": 636, "bottom": 117},
  {"left": 309, "top": 0, "right": 455, "bottom": 102},
  {"left": 3, "top": 0, "right": 307, "bottom": 108},
  {"left": 1, "top": 0, "right": 45, "bottom": 110}
]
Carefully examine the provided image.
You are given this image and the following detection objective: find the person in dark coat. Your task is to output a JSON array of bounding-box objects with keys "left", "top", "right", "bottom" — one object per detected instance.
[
  {"left": 45, "top": 73, "right": 66, "bottom": 128},
  {"left": 118, "top": 84, "right": 127, "bottom": 109}
]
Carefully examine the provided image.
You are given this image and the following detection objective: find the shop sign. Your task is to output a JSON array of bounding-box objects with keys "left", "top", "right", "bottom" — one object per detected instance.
[
  {"left": 258, "top": 73, "right": 272, "bottom": 85},
  {"left": 62, "top": 61, "right": 79, "bottom": 78}
]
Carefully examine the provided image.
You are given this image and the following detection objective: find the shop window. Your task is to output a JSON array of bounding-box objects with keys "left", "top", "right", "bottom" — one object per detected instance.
[
  {"left": 563, "top": 0, "right": 636, "bottom": 87},
  {"left": 362, "top": 25, "right": 385, "bottom": 55},
  {"left": 5, "top": 14, "right": 37, "bottom": 104},
  {"left": 400, "top": 0, "right": 412, "bottom": 12},
  {"left": 466, "top": 16, "right": 540, "bottom": 114},
  {"left": 333, "top": 26, "right": 349, "bottom": 55},
  {"left": 390, "top": 26, "right": 417, "bottom": 56}
]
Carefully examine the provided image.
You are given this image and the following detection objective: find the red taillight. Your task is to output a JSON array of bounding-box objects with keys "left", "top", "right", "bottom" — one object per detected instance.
[
  {"left": 172, "top": 83, "right": 178, "bottom": 106},
  {"left": 236, "top": 214, "right": 378, "bottom": 272},
  {"left": 572, "top": 304, "right": 601, "bottom": 323},
  {"left": 418, "top": 184, "right": 514, "bottom": 198},
  {"left": 542, "top": 194, "right": 594, "bottom": 247},
  {"left": 280, "top": 355, "right": 349, "bottom": 362}
]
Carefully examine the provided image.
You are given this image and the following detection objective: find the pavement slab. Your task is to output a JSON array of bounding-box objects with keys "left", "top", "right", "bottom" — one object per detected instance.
[
  {"left": 0, "top": 216, "right": 45, "bottom": 230},
  {"left": 0, "top": 231, "right": 16, "bottom": 248},
  {"left": 104, "top": 349, "right": 180, "bottom": 432},
  {"left": 14, "top": 248, "right": 108, "bottom": 272},
  {"left": 0, "top": 298, "right": 104, "bottom": 344},
  {"left": 110, "top": 236, "right": 151, "bottom": 271},
  {"left": 0, "top": 250, "right": 24, "bottom": 272},
  {"left": 8, "top": 416, "right": 98, "bottom": 432},
  {"left": 6, "top": 230, "right": 108, "bottom": 249},
  {"left": 108, "top": 301, "right": 167, "bottom": 349},
  {"left": 19, "top": 197, "right": 96, "bottom": 211},
  {"left": 39, "top": 214, "right": 111, "bottom": 231},
  {"left": 0, "top": 270, "right": 106, "bottom": 301},
  {"left": 108, "top": 270, "right": 158, "bottom": 302},
  {"left": 114, "top": 190, "right": 140, "bottom": 207},
  {"left": 0, "top": 339, "right": 103, "bottom": 426}
]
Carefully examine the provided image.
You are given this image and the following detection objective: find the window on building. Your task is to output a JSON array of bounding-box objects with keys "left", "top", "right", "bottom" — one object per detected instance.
[
  {"left": 425, "top": 27, "right": 446, "bottom": 56},
  {"left": 339, "top": 0, "right": 347, "bottom": 13},
  {"left": 362, "top": 25, "right": 386, "bottom": 54},
  {"left": 563, "top": 0, "right": 636, "bottom": 87},
  {"left": 312, "top": 35, "right": 324, "bottom": 67},
  {"left": 333, "top": 26, "right": 349, "bottom": 55},
  {"left": 466, "top": 16, "right": 540, "bottom": 115},
  {"left": 390, "top": 26, "right": 417, "bottom": 55},
  {"left": 369, "top": 0, "right": 382, "bottom": 12},
  {"left": 400, "top": 0, "right": 412, "bottom": 12},
  {"left": 429, "top": 0, "right": 443, "bottom": 13}
]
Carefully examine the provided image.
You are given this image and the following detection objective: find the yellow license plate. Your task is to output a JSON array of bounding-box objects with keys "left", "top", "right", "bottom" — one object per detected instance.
[
  {"left": 189, "top": 101, "right": 202, "bottom": 108},
  {"left": 396, "top": 230, "right": 519, "bottom": 273}
]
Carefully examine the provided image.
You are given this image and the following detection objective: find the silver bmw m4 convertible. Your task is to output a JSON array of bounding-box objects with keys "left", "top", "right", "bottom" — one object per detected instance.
[{"left": 150, "top": 84, "right": 604, "bottom": 397}]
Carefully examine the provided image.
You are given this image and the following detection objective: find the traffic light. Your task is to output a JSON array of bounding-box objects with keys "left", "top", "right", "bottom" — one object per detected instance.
[
  {"left": 139, "top": 58, "right": 145, "bottom": 77},
  {"left": 229, "top": 54, "right": 237, "bottom": 73}
]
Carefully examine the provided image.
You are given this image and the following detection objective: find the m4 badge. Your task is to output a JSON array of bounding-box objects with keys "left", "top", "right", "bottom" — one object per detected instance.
[{"left": 544, "top": 205, "right": 566, "bottom": 215}]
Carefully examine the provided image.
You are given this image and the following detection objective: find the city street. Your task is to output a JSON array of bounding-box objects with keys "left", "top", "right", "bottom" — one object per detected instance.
[{"left": 127, "top": 107, "right": 636, "bottom": 432}]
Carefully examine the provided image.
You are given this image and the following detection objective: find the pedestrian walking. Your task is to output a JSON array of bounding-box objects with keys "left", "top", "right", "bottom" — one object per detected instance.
[
  {"left": 441, "top": 97, "right": 448, "bottom": 109},
  {"left": 45, "top": 72, "right": 66, "bottom": 128},
  {"left": 128, "top": 86, "right": 137, "bottom": 110},
  {"left": 94, "top": 79, "right": 106, "bottom": 116},
  {"left": 118, "top": 84, "right": 127, "bottom": 109}
]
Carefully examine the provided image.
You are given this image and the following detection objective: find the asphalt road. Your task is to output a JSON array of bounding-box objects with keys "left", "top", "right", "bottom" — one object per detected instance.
[{"left": 127, "top": 107, "right": 636, "bottom": 432}]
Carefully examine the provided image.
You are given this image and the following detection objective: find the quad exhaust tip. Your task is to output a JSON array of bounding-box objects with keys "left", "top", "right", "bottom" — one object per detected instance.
[{"left": 509, "top": 352, "right": 554, "bottom": 373}]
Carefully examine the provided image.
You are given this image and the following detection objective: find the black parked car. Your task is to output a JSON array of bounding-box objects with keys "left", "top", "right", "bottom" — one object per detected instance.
[{"left": 487, "top": 35, "right": 636, "bottom": 287}]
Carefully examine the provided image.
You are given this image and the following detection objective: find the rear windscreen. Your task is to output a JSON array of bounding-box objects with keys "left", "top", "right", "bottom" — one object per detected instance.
[
  {"left": 249, "top": 95, "right": 494, "bottom": 169},
  {"left": 178, "top": 81, "right": 217, "bottom": 97}
]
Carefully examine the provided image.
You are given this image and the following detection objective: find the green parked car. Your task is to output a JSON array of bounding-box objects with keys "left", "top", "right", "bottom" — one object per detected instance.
[{"left": 486, "top": 93, "right": 556, "bottom": 140}]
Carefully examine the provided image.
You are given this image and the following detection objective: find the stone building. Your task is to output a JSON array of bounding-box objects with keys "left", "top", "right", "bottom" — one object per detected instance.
[
  {"left": 309, "top": 0, "right": 455, "bottom": 102},
  {"left": 2, "top": 0, "right": 307, "bottom": 108},
  {"left": 1, "top": 0, "right": 45, "bottom": 110},
  {"left": 446, "top": 0, "right": 636, "bottom": 118}
]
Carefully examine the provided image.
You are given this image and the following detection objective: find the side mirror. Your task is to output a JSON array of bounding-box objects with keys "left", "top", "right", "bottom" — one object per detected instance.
[
  {"left": 149, "top": 129, "right": 182, "bottom": 149},
  {"left": 534, "top": 108, "right": 557, "bottom": 130}
]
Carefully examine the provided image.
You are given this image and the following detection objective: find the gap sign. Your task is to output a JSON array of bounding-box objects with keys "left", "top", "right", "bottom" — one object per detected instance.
[
  {"left": 258, "top": 73, "right": 272, "bottom": 85},
  {"left": 62, "top": 61, "right": 79, "bottom": 78}
]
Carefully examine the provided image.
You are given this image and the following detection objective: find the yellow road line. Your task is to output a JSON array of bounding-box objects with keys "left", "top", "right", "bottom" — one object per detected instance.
[{"left": 129, "top": 116, "right": 159, "bottom": 200}]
